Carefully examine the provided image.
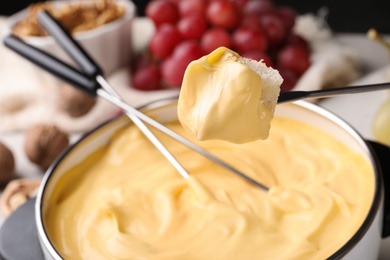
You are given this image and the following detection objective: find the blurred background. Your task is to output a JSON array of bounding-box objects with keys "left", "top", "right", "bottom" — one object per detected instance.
[{"left": 1, "top": 0, "right": 389, "bottom": 33}]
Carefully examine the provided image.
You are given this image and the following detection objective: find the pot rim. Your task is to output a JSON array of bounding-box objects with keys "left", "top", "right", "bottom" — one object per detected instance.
[
  {"left": 297, "top": 101, "right": 383, "bottom": 259},
  {"left": 34, "top": 98, "right": 383, "bottom": 260}
]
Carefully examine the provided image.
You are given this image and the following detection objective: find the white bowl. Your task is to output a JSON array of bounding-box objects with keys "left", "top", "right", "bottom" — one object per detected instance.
[{"left": 4, "top": 0, "right": 136, "bottom": 75}]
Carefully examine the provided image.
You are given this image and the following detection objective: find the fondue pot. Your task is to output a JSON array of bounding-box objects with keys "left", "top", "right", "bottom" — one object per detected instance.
[
  {"left": 2, "top": 7, "right": 390, "bottom": 259},
  {"left": 2, "top": 4, "right": 389, "bottom": 258},
  {"left": 34, "top": 98, "right": 390, "bottom": 260}
]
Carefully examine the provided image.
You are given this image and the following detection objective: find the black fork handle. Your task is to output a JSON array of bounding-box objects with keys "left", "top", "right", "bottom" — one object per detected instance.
[
  {"left": 37, "top": 10, "right": 103, "bottom": 78},
  {"left": 3, "top": 35, "right": 99, "bottom": 96}
]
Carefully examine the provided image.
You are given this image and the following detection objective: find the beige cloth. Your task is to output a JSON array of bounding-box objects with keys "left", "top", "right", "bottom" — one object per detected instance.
[
  {"left": 0, "top": 14, "right": 361, "bottom": 134},
  {"left": 293, "top": 13, "right": 361, "bottom": 91}
]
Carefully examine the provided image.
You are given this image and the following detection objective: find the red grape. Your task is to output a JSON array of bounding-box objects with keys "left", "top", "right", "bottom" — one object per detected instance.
[
  {"left": 285, "top": 34, "right": 310, "bottom": 51},
  {"left": 178, "top": 0, "right": 207, "bottom": 16},
  {"left": 274, "top": 6, "right": 296, "bottom": 32},
  {"left": 230, "top": 0, "right": 249, "bottom": 9},
  {"left": 200, "top": 28, "right": 233, "bottom": 54},
  {"left": 243, "top": 0, "right": 274, "bottom": 16},
  {"left": 241, "top": 50, "right": 273, "bottom": 67},
  {"left": 240, "top": 14, "right": 262, "bottom": 30},
  {"left": 177, "top": 14, "right": 208, "bottom": 40},
  {"left": 161, "top": 57, "right": 183, "bottom": 87},
  {"left": 162, "top": 41, "right": 204, "bottom": 87},
  {"left": 132, "top": 64, "right": 162, "bottom": 91},
  {"left": 206, "top": 0, "right": 241, "bottom": 29},
  {"left": 278, "top": 68, "right": 298, "bottom": 92},
  {"left": 130, "top": 55, "right": 149, "bottom": 73},
  {"left": 172, "top": 40, "right": 204, "bottom": 61},
  {"left": 277, "top": 45, "right": 311, "bottom": 76},
  {"left": 259, "top": 13, "right": 287, "bottom": 48},
  {"left": 240, "top": 13, "right": 262, "bottom": 30},
  {"left": 146, "top": 0, "right": 180, "bottom": 27},
  {"left": 232, "top": 27, "right": 268, "bottom": 53},
  {"left": 149, "top": 24, "right": 181, "bottom": 59}
]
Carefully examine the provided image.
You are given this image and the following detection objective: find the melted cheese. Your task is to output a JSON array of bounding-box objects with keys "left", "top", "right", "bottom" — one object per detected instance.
[
  {"left": 178, "top": 47, "right": 282, "bottom": 144},
  {"left": 44, "top": 118, "right": 374, "bottom": 260}
]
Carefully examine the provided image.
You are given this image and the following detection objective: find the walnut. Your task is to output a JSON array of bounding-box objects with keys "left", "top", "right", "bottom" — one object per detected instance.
[
  {"left": 12, "top": 0, "right": 125, "bottom": 37},
  {"left": 0, "top": 179, "right": 41, "bottom": 217},
  {"left": 59, "top": 84, "right": 96, "bottom": 117},
  {"left": 0, "top": 142, "right": 15, "bottom": 184},
  {"left": 24, "top": 124, "right": 69, "bottom": 169}
]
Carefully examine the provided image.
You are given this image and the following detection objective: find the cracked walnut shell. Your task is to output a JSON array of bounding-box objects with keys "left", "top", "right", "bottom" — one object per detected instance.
[{"left": 0, "top": 178, "right": 41, "bottom": 217}]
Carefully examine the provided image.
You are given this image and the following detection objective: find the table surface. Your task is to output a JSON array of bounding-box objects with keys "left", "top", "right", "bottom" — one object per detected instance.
[{"left": 1, "top": 32, "right": 390, "bottom": 259}]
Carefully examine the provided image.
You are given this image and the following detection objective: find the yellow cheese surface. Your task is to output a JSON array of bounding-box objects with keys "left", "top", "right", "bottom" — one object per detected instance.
[
  {"left": 44, "top": 118, "right": 374, "bottom": 260},
  {"left": 178, "top": 47, "right": 282, "bottom": 144}
]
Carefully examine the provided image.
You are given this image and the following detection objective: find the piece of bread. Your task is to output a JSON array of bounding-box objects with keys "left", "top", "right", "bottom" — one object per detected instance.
[
  {"left": 178, "top": 47, "right": 283, "bottom": 144},
  {"left": 237, "top": 56, "right": 283, "bottom": 118}
]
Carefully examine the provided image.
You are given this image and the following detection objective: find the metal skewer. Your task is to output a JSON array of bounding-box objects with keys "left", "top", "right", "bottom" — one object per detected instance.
[
  {"left": 278, "top": 82, "right": 390, "bottom": 103},
  {"left": 96, "top": 78, "right": 268, "bottom": 190},
  {"left": 97, "top": 77, "right": 190, "bottom": 180}
]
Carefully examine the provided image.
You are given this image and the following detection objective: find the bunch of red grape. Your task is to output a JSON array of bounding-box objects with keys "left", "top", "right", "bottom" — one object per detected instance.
[{"left": 131, "top": 0, "right": 311, "bottom": 92}]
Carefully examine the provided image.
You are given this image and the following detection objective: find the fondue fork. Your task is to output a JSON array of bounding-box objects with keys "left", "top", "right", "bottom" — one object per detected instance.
[
  {"left": 33, "top": 11, "right": 191, "bottom": 181},
  {"left": 278, "top": 82, "right": 390, "bottom": 103},
  {"left": 3, "top": 11, "right": 269, "bottom": 191}
]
